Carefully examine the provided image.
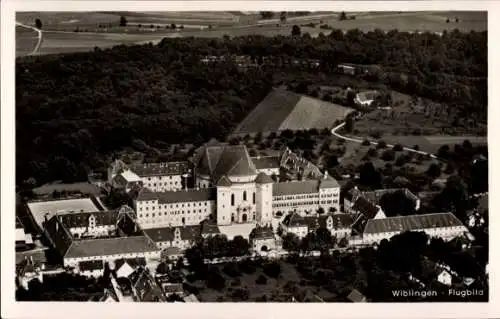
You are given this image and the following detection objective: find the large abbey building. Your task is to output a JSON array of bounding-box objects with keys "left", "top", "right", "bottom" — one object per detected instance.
[{"left": 130, "top": 144, "right": 341, "bottom": 237}]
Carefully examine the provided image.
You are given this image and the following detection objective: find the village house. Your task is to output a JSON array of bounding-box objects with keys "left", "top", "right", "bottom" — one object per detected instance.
[
  {"left": 437, "top": 269, "right": 453, "bottom": 286},
  {"left": 108, "top": 159, "right": 191, "bottom": 193},
  {"left": 112, "top": 258, "right": 147, "bottom": 278},
  {"left": 280, "top": 212, "right": 355, "bottom": 239}
]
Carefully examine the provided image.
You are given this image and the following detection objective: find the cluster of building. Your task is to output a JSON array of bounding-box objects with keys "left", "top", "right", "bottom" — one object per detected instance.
[{"left": 17, "top": 141, "right": 475, "bottom": 301}]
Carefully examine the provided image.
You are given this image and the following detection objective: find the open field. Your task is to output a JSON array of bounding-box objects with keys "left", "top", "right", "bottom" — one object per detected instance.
[
  {"left": 279, "top": 96, "right": 354, "bottom": 131},
  {"left": 314, "top": 11, "right": 486, "bottom": 32},
  {"left": 378, "top": 135, "right": 487, "bottom": 154},
  {"left": 351, "top": 89, "right": 487, "bottom": 136},
  {"left": 16, "top": 11, "right": 485, "bottom": 56},
  {"left": 16, "top": 26, "right": 39, "bottom": 56},
  {"left": 234, "top": 87, "right": 354, "bottom": 135}
]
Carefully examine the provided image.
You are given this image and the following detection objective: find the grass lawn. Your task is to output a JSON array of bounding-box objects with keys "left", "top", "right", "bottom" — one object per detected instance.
[{"left": 234, "top": 87, "right": 354, "bottom": 135}]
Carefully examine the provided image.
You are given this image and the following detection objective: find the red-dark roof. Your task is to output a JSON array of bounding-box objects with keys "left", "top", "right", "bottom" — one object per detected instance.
[
  {"left": 130, "top": 161, "right": 191, "bottom": 177},
  {"left": 136, "top": 187, "right": 216, "bottom": 204}
]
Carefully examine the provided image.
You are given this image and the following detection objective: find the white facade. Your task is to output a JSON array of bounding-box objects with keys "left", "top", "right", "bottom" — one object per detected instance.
[
  {"left": 216, "top": 179, "right": 261, "bottom": 226},
  {"left": 251, "top": 237, "right": 276, "bottom": 252},
  {"left": 437, "top": 270, "right": 452, "bottom": 286},
  {"left": 64, "top": 250, "right": 161, "bottom": 268},
  {"left": 273, "top": 189, "right": 340, "bottom": 216},
  {"left": 141, "top": 175, "right": 184, "bottom": 192},
  {"left": 136, "top": 199, "right": 215, "bottom": 229},
  {"left": 362, "top": 225, "right": 469, "bottom": 246},
  {"left": 116, "top": 262, "right": 135, "bottom": 278},
  {"left": 80, "top": 268, "right": 104, "bottom": 278}
]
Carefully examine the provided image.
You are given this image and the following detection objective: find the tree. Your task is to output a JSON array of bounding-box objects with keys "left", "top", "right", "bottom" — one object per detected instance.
[
  {"left": 35, "top": 18, "right": 42, "bottom": 29},
  {"left": 359, "top": 162, "right": 381, "bottom": 188},
  {"left": 171, "top": 23, "right": 177, "bottom": 29},
  {"left": 393, "top": 144, "right": 403, "bottom": 151},
  {"left": 376, "top": 140, "right": 387, "bottom": 149},
  {"left": 280, "top": 12, "right": 287, "bottom": 24},
  {"left": 282, "top": 233, "right": 301, "bottom": 252},
  {"left": 291, "top": 25, "right": 301, "bottom": 36},
  {"left": 344, "top": 117, "right": 354, "bottom": 133},
  {"left": 379, "top": 190, "right": 416, "bottom": 217},
  {"left": 381, "top": 149, "right": 395, "bottom": 161},
  {"left": 260, "top": 11, "right": 274, "bottom": 19},
  {"left": 119, "top": 16, "right": 128, "bottom": 27},
  {"left": 339, "top": 12, "right": 347, "bottom": 21},
  {"left": 426, "top": 163, "right": 442, "bottom": 179},
  {"left": 255, "top": 274, "right": 268, "bottom": 285},
  {"left": 362, "top": 139, "right": 371, "bottom": 146}
]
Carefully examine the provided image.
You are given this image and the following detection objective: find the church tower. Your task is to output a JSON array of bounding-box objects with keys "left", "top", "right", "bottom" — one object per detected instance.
[
  {"left": 216, "top": 175, "right": 232, "bottom": 226},
  {"left": 255, "top": 172, "right": 273, "bottom": 225}
]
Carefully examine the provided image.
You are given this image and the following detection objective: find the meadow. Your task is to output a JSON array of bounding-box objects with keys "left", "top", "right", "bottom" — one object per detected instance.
[{"left": 234, "top": 88, "right": 354, "bottom": 135}]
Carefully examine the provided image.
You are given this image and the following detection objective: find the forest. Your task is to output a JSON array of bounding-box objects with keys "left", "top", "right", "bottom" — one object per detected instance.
[{"left": 16, "top": 28, "right": 487, "bottom": 187}]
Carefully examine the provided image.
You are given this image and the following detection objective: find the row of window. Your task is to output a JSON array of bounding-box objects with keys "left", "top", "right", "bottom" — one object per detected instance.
[
  {"left": 274, "top": 194, "right": 318, "bottom": 201},
  {"left": 146, "top": 176, "right": 178, "bottom": 181},
  {"left": 146, "top": 181, "right": 179, "bottom": 188},
  {"left": 139, "top": 209, "right": 209, "bottom": 218},
  {"left": 139, "top": 201, "right": 209, "bottom": 209},
  {"left": 320, "top": 193, "right": 338, "bottom": 198},
  {"left": 273, "top": 201, "right": 319, "bottom": 208},
  {"left": 320, "top": 200, "right": 339, "bottom": 205}
]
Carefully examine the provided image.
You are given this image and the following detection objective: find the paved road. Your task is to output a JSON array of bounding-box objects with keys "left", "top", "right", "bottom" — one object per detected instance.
[
  {"left": 331, "top": 122, "right": 439, "bottom": 159},
  {"left": 16, "top": 21, "right": 42, "bottom": 55}
]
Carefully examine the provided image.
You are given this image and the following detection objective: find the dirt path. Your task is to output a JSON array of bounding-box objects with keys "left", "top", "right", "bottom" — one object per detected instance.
[
  {"left": 331, "top": 122, "right": 439, "bottom": 159},
  {"left": 16, "top": 21, "right": 43, "bottom": 55}
]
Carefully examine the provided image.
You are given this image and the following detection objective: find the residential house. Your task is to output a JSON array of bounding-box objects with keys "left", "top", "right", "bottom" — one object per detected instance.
[
  {"left": 16, "top": 217, "right": 33, "bottom": 251},
  {"left": 128, "top": 267, "right": 166, "bottom": 302},
  {"left": 281, "top": 212, "right": 355, "bottom": 239},
  {"left": 113, "top": 258, "right": 147, "bottom": 278},
  {"left": 437, "top": 270, "right": 453, "bottom": 286}
]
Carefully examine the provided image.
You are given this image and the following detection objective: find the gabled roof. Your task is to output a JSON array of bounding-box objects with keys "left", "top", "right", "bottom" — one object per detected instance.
[
  {"left": 250, "top": 226, "right": 274, "bottom": 239},
  {"left": 319, "top": 175, "right": 340, "bottom": 189},
  {"left": 144, "top": 225, "right": 202, "bottom": 243},
  {"left": 251, "top": 156, "right": 281, "bottom": 170},
  {"left": 216, "top": 175, "right": 232, "bottom": 187},
  {"left": 56, "top": 210, "right": 119, "bottom": 229},
  {"left": 130, "top": 267, "right": 166, "bottom": 302},
  {"left": 64, "top": 236, "right": 159, "bottom": 259},
  {"left": 352, "top": 197, "right": 380, "bottom": 219},
  {"left": 136, "top": 188, "right": 216, "bottom": 204},
  {"left": 197, "top": 145, "right": 257, "bottom": 181},
  {"left": 115, "top": 257, "right": 146, "bottom": 270},
  {"left": 363, "top": 212, "right": 465, "bottom": 234},
  {"left": 130, "top": 161, "right": 191, "bottom": 177},
  {"left": 255, "top": 172, "right": 274, "bottom": 184},
  {"left": 273, "top": 180, "right": 319, "bottom": 196}
]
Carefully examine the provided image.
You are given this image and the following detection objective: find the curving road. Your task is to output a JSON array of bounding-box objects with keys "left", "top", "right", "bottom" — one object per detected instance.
[
  {"left": 16, "top": 21, "right": 42, "bottom": 55},
  {"left": 331, "top": 122, "right": 439, "bottom": 159}
]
